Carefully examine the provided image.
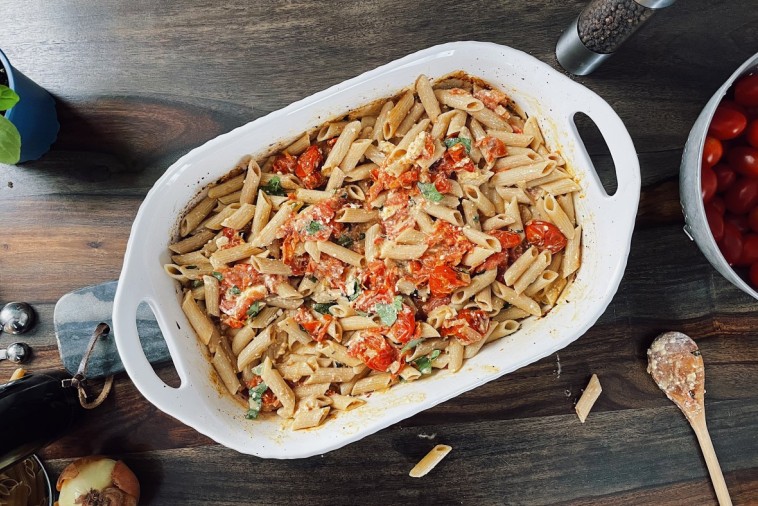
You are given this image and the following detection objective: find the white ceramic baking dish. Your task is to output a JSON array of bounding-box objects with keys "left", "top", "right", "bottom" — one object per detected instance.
[{"left": 113, "top": 41, "right": 640, "bottom": 459}]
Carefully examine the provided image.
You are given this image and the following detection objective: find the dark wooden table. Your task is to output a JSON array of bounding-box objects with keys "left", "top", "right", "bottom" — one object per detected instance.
[{"left": 2, "top": 1, "right": 757, "bottom": 504}]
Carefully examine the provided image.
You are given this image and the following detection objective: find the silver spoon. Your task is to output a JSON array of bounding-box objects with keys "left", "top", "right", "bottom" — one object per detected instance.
[
  {"left": 0, "top": 302, "right": 36, "bottom": 335},
  {"left": 0, "top": 342, "right": 31, "bottom": 363}
]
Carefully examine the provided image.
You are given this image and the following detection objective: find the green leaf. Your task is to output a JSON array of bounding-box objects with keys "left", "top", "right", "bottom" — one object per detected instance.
[
  {"left": 262, "top": 176, "right": 285, "bottom": 196},
  {"left": 313, "top": 302, "right": 336, "bottom": 314},
  {"left": 335, "top": 234, "right": 354, "bottom": 248},
  {"left": 444, "top": 136, "right": 471, "bottom": 153},
  {"left": 0, "top": 114, "right": 21, "bottom": 165},
  {"left": 414, "top": 349, "right": 442, "bottom": 375},
  {"left": 400, "top": 338, "right": 424, "bottom": 354},
  {"left": 347, "top": 279, "right": 361, "bottom": 301},
  {"left": 230, "top": 285, "right": 241, "bottom": 295},
  {"left": 246, "top": 302, "right": 262, "bottom": 318},
  {"left": 375, "top": 303, "right": 398, "bottom": 326},
  {"left": 246, "top": 380, "right": 268, "bottom": 420},
  {"left": 0, "top": 86, "right": 19, "bottom": 112},
  {"left": 251, "top": 364, "right": 263, "bottom": 375},
  {"left": 417, "top": 182, "right": 443, "bottom": 202},
  {"left": 306, "top": 220, "right": 323, "bottom": 235},
  {"left": 191, "top": 279, "right": 204, "bottom": 288},
  {"left": 211, "top": 271, "right": 224, "bottom": 281},
  {"left": 392, "top": 296, "right": 403, "bottom": 311}
]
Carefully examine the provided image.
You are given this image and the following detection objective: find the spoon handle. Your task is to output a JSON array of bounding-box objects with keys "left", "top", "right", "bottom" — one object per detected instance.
[{"left": 690, "top": 412, "right": 732, "bottom": 506}]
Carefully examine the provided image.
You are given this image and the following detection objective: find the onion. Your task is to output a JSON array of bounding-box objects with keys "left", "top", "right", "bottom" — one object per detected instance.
[{"left": 55, "top": 456, "right": 140, "bottom": 506}]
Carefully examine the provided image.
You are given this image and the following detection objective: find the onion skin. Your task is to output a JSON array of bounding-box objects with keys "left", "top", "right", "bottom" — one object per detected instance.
[{"left": 55, "top": 455, "right": 140, "bottom": 506}]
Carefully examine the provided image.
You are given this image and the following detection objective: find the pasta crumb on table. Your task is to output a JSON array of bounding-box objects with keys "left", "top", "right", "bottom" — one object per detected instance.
[{"left": 165, "top": 72, "right": 584, "bottom": 431}]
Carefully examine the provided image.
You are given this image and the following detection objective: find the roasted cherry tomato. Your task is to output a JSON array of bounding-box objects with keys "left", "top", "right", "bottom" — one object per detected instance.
[
  {"left": 709, "top": 106, "right": 748, "bottom": 140},
  {"left": 750, "top": 262, "right": 758, "bottom": 288},
  {"left": 490, "top": 229, "right": 523, "bottom": 249},
  {"left": 747, "top": 120, "right": 758, "bottom": 149},
  {"left": 440, "top": 309, "right": 490, "bottom": 345},
  {"left": 749, "top": 207, "right": 758, "bottom": 233},
  {"left": 525, "top": 220, "right": 567, "bottom": 253},
  {"left": 295, "top": 145, "right": 325, "bottom": 189},
  {"left": 347, "top": 330, "right": 397, "bottom": 372},
  {"left": 735, "top": 74, "right": 758, "bottom": 108},
  {"left": 428, "top": 264, "right": 469, "bottom": 297},
  {"left": 705, "top": 204, "right": 725, "bottom": 242},
  {"left": 713, "top": 164, "right": 737, "bottom": 193},
  {"left": 725, "top": 178, "right": 758, "bottom": 215},
  {"left": 272, "top": 152, "right": 297, "bottom": 174},
  {"left": 388, "top": 305, "right": 416, "bottom": 345},
  {"left": 727, "top": 146, "right": 758, "bottom": 178},
  {"left": 741, "top": 234, "right": 758, "bottom": 265},
  {"left": 720, "top": 222, "right": 744, "bottom": 266},
  {"left": 701, "top": 165, "right": 718, "bottom": 203},
  {"left": 702, "top": 136, "right": 723, "bottom": 167}
]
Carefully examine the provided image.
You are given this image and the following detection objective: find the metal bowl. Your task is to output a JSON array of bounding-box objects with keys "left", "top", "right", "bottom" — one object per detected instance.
[{"left": 680, "top": 52, "right": 758, "bottom": 301}]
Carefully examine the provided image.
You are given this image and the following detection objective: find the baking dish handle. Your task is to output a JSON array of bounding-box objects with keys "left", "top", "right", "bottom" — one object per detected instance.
[
  {"left": 113, "top": 276, "right": 200, "bottom": 418},
  {"left": 568, "top": 95, "right": 641, "bottom": 212}
]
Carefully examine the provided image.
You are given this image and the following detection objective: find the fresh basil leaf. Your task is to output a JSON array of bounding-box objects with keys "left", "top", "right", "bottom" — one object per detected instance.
[
  {"left": 229, "top": 286, "right": 241, "bottom": 295},
  {"left": 246, "top": 301, "right": 262, "bottom": 317},
  {"left": 347, "top": 279, "right": 361, "bottom": 301},
  {"left": 250, "top": 381, "right": 268, "bottom": 399},
  {"left": 262, "top": 176, "right": 285, "bottom": 196},
  {"left": 306, "top": 220, "right": 323, "bottom": 235},
  {"left": 246, "top": 380, "right": 268, "bottom": 419},
  {"left": 313, "top": 302, "right": 336, "bottom": 314},
  {"left": 211, "top": 271, "right": 224, "bottom": 281},
  {"left": 0, "top": 85, "right": 20, "bottom": 111},
  {"left": 401, "top": 338, "right": 425, "bottom": 354},
  {"left": 417, "top": 182, "right": 443, "bottom": 202},
  {"left": 246, "top": 408, "right": 260, "bottom": 419},
  {"left": 251, "top": 364, "right": 263, "bottom": 375},
  {"left": 392, "top": 296, "right": 403, "bottom": 311},
  {"left": 444, "top": 136, "right": 471, "bottom": 153},
  {"left": 414, "top": 349, "right": 442, "bottom": 375},
  {"left": 374, "top": 302, "right": 398, "bottom": 326},
  {"left": 335, "top": 234, "right": 354, "bottom": 248},
  {"left": 191, "top": 279, "right": 204, "bottom": 288}
]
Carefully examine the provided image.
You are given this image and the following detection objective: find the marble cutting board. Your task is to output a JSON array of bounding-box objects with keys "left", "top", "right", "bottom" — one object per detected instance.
[{"left": 54, "top": 281, "right": 171, "bottom": 379}]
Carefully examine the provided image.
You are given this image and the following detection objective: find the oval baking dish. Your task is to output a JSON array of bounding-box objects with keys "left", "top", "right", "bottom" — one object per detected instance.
[{"left": 113, "top": 41, "right": 640, "bottom": 459}]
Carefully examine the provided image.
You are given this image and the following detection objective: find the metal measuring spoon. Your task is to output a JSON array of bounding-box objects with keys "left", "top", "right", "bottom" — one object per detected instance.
[
  {"left": 0, "top": 302, "right": 36, "bottom": 334},
  {"left": 648, "top": 332, "right": 732, "bottom": 506},
  {"left": 0, "top": 342, "right": 31, "bottom": 363}
]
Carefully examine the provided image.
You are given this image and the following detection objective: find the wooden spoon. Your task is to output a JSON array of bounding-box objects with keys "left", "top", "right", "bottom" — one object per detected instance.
[{"left": 647, "top": 331, "right": 732, "bottom": 506}]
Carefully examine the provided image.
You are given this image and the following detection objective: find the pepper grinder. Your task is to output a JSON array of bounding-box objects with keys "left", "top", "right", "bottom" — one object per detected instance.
[{"left": 556, "top": 0, "right": 677, "bottom": 76}]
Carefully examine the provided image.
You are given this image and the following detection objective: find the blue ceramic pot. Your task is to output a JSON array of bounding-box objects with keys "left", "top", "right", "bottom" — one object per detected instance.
[{"left": 0, "top": 48, "right": 59, "bottom": 163}]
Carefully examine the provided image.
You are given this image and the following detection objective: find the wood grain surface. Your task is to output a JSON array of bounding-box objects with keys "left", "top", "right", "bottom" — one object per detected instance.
[{"left": 1, "top": 1, "right": 757, "bottom": 504}]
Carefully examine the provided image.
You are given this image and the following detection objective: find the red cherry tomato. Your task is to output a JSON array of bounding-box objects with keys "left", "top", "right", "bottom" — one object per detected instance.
[
  {"left": 741, "top": 234, "right": 758, "bottom": 265},
  {"left": 713, "top": 164, "right": 737, "bottom": 193},
  {"left": 725, "top": 178, "right": 758, "bottom": 215},
  {"left": 525, "top": 220, "right": 567, "bottom": 253},
  {"left": 388, "top": 305, "right": 416, "bottom": 345},
  {"left": 725, "top": 213, "right": 751, "bottom": 234},
  {"left": 702, "top": 136, "right": 723, "bottom": 167},
  {"left": 749, "top": 207, "right": 758, "bottom": 233},
  {"left": 347, "top": 330, "right": 397, "bottom": 372},
  {"left": 720, "top": 222, "right": 744, "bottom": 265},
  {"left": 705, "top": 204, "right": 725, "bottom": 242},
  {"left": 727, "top": 146, "right": 758, "bottom": 178},
  {"left": 701, "top": 165, "right": 718, "bottom": 203},
  {"left": 734, "top": 74, "right": 758, "bottom": 108},
  {"left": 719, "top": 99, "right": 747, "bottom": 115},
  {"left": 440, "top": 308, "right": 490, "bottom": 345},
  {"left": 750, "top": 262, "right": 758, "bottom": 288},
  {"left": 428, "top": 264, "right": 468, "bottom": 297},
  {"left": 746, "top": 120, "right": 758, "bottom": 149},
  {"left": 711, "top": 196, "right": 726, "bottom": 215},
  {"left": 295, "top": 145, "right": 325, "bottom": 189},
  {"left": 709, "top": 106, "right": 748, "bottom": 140}
]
